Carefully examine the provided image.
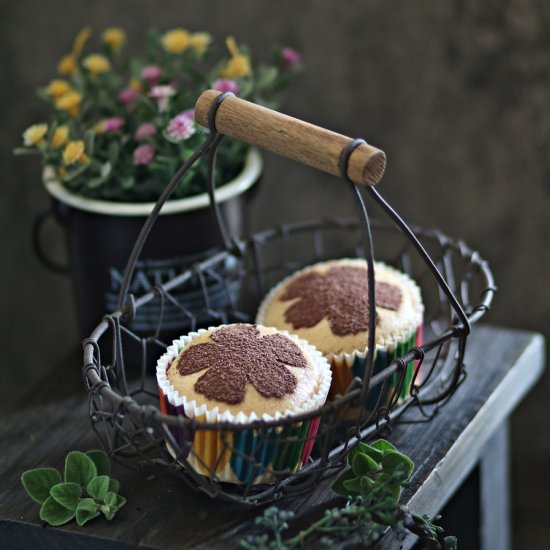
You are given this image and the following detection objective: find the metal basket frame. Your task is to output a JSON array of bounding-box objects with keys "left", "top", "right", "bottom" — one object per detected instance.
[{"left": 82, "top": 93, "right": 495, "bottom": 504}]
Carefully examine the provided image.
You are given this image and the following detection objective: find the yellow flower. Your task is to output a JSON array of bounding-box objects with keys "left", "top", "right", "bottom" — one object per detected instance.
[
  {"left": 57, "top": 27, "right": 91, "bottom": 75},
  {"left": 129, "top": 78, "right": 144, "bottom": 92},
  {"left": 219, "top": 36, "right": 251, "bottom": 79},
  {"left": 161, "top": 28, "right": 190, "bottom": 54},
  {"left": 55, "top": 90, "right": 83, "bottom": 117},
  {"left": 58, "top": 55, "right": 78, "bottom": 75},
  {"left": 82, "top": 54, "right": 111, "bottom": 75},
  {"left": 189, "top": 32, "right": 212, "bottom": 55},
  {"left": 63, "top": 140, "right": 89, "bottom": 165},
  {"left": 50, "top": 126, "right": 70, "bottom": 149},
  {"left": 23, "top": 124, "right": 48, "bottom": 147},
  {"left": 73, "top": 27, "right": 92, "bottom": 58},
  {"left": 46, "top": 79, "right": 72, "bottom": 98},
  {"left": 102, "top": 27, "right": 125, "bottom": 50}
]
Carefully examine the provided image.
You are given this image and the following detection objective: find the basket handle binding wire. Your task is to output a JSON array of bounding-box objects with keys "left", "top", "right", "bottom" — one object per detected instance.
[
  {"left": 115, "top": 90, "right": 471, "bottom": 407},
  {"left": 82, "top": 91, "right": 495, "bottom": 502}
]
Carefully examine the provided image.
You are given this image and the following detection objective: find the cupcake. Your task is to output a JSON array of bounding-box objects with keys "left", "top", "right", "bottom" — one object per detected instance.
[
  {"left": 256, "top": 259, "right": 424, "bottom": 407},
  {"left": 156, "top": 323, "right": 331, "bottom": 484}
]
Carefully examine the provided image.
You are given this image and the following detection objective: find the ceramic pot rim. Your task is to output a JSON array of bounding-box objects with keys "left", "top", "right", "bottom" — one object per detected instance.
[{"left": 43, "top": 148, "right": 262, "bottom": 217}]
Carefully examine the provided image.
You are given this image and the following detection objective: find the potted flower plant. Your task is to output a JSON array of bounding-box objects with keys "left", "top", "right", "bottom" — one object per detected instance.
[{"left": 16, "top": 26, "right": 301, "bottom": 339}]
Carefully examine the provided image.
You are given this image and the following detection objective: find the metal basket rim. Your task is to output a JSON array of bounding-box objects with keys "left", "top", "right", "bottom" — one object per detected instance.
[{"left": 82, "top": 217, "right": 495, "bottom": 432}]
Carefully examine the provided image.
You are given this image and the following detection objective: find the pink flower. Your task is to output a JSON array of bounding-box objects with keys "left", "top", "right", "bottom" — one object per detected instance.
[
  {"left": 180, "top": 108, "right": 195, "bottom": 121},
  {"left": 102, "top": 117, "right": 125, "bottom": 133},
  {"left": 141, "top": 65, "right": 162, "bottom": 86},
  {"left": 118, "top": 87, "right": 139, "bottom": 106},
  {"left": 212, "top": 78, "right": 239, "bottom": 95},
  {"left": 149, "top": 85, "right": 176, "bottom": 112},
  {"left": 134, "top": 122, "right": 157, "bottom": 141},
  {"left": 281, "top": 47, "right": 301, "bottom": 69},
  {"left": 166, "top": 112, "right": 195, "bottom": 142},
  {"left": 133, "top": 143, "right": 155, "bottom": 165}
]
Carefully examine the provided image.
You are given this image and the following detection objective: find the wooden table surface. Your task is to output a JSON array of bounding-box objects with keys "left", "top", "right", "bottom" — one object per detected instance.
[{"left": 0, "top": 325, "right": 545, "bottom": 549}]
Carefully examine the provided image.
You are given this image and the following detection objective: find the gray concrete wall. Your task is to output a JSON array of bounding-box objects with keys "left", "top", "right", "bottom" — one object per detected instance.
[{"left": 1, "top": 1, "right": 548, "bottom": 546}]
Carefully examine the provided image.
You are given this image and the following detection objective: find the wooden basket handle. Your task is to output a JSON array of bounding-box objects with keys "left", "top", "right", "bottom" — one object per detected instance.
[{"left": 195, "top": 90, "right": 386, "bottom": 186}]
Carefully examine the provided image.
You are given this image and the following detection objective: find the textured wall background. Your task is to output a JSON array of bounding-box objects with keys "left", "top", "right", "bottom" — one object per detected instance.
[{"left": 1, "top": 0, "right": 549, "bottom": 546}]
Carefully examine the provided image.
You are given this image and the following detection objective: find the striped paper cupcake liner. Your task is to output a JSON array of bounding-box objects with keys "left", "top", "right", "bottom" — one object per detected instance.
[{"left": 156, "top": 326, "right": 332, "bottom": 484}]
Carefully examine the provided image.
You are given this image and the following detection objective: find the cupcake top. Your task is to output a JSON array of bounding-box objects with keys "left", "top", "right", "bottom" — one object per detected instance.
[
  {"left": 165, "top": 323, "right": 326, "bottom": 417},
  {"left": 256, "top": 259, "right": 423, "bottom": 357}
]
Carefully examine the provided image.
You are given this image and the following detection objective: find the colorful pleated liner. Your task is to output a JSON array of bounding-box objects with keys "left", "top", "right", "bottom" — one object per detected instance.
[
  {"left": 159, "top": 393, "right": 322, "bottom": 485},
  {"left": 328, "top": 325, "right": 424, "bottom": 415},
  {"left": 156, "top": 328, "right": 332, "bottom": 485}
]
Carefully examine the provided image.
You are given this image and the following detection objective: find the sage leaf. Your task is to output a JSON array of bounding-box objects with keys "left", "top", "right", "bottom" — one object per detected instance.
[
  {"left": 85, "top": 450, "right": 111, "bottom": 476},
  {"left": 64, "top": 451, "right": 97, "bottom": 489},
  {"left": 381, "top": 451, "right": 414, "bottom": 481},
  {"left": 87, "top": 475, "right": 110, "bottom": 500},
  {"left": 76, "top": 498, "right": 100, "bottom": 526},
  {"left": 39, "top": 496, "right": 76, "bottom": 526},
  {"left": 50, "top": 482, "right": 81, "bottom": 511},
  {"left": 352, "top": 453, "right": 379, "bottom": 476},
  {"left": 370, "top": 439, "right": 396, "bottom": 454},
  {"left": 21, "top": 468, "right": 61, "bottom": 504}
]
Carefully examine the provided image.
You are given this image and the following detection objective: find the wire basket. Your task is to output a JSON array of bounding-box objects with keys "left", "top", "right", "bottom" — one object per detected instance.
[{"left": 82, "top": 91, "right": 495, "bottom": 504}]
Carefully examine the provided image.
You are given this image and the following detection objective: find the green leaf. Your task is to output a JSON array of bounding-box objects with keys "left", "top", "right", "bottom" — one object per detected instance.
[
  {"left": 360, "top": 476, "right": 375, "bottom": 494},
  {"left": 108, "top": 478, "right": 120, "bottom": 494},
  {"left": 348, "top": 442, "right": 371, "bottom": 464},
  {"left": 352, "top": 453, "right": 379, "bottom": 476},
  {"left": 342, "top": 477, "right": 362, "bottom": 493},
  {"left": 444, "top": 536, "right": 458, "bottom": 550},
  {"left": 381, "top": 451, "right": 414, "bottom": 481},
  {"left": 64, "top": 451, "right": 97, "bottom": 490},
  {"left": 39, "top": 496, "right": 76, "bottom": 526},
  {"left": 370, "top": 439, "right": 396, "bottom": 454},
  {"left": 87, "top": 475, "right": 110, "bottom": 500},
  {"left": 332, "top": 469, "right": 356, "bottom": 496},
  {"left": 76, "top": 498, "right": 100, "bottom": 526},
  {"left": 13, "top": 147, "right": 42, "bottom": 156},
  {"left": 50, "top": 482, "right": 82, "bottom": 511},
  {"left": 362, "top": 446, "right": 384, "bottom": 463},
  {"left": 21, "top": 468, "right": 62, "bottom": 504},
  {"left": 85, "top": 450, "right": 111, "bottom": 476},
  {"left": 102, "top": 492, "right": 126, "bottom": 520}
]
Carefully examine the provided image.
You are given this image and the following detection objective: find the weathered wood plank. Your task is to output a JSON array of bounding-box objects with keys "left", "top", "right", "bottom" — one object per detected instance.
[{"left": 0, "top": 326, "right": 544, "bottom": 549}]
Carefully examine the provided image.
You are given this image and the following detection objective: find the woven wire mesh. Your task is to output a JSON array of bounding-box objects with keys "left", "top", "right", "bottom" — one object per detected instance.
[{"left": 82, "top": 93, "right": 495, "bottom": 504}]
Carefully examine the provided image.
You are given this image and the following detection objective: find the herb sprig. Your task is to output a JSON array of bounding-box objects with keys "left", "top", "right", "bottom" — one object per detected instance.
[
  {"left": 21, "top": 449, "right": 125, "bottom": 527},
  {"left": 241, "top": 439, "right": 457, "bottom": 549}
]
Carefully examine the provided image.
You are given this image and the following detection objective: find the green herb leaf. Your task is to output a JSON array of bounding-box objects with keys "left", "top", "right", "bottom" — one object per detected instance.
[
  {"left": 108, "top": 478, "right": 120, "bottom": 494},
  {"left": 332, "top": 469, "right": 357, "bottom": 496},
  {"left": 76, "top": 498, "right": 100, "bottom": 526},
  {"left": 21, "top": 468, "right": 61, "bottom": 504},
  {"left": 352, "top": 453, "right": 379, "bottom": 476},
  {"left": 370, "top": 439, "right": 396, "bottom": 454},
  {"left": 39, "top": 496, "right": 76, "bottom": 526},
  {"left": 342, "top": 477, "right": 362, "bottom": 493},
  {"left": 348, "top": 442, "right": 371, "bottom": 464},
  {"left": 87, "top": 475, "right": 110, "bottom": 500},
  {"left": 50, "top": 482, "right": 82, "bottom": 511},
  {"left": 13, "top": 147, "right": 42, "bottom": 156},
  {"left": 64, "top": 451, "right": 97, "bottom": 490},
  {"left": 85, "top": 450, "right": 111, "bottom": 476},
  {"left": 102, "top": 491, "right": 126, "bottom": 520},
  {"left": 381, "top": 451, "right": 414, "bottom": 481},
  {"left": 360, "top": 476, "right": 376, "bottom": 494}
]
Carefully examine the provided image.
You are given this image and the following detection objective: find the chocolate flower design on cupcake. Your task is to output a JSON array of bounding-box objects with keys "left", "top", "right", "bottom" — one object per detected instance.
[
  {"left": 280, "top": 265, "right": 402, "bottom": 336},
  {"left": 174, "top": 324, "right": 308, "bottom": 405}
]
